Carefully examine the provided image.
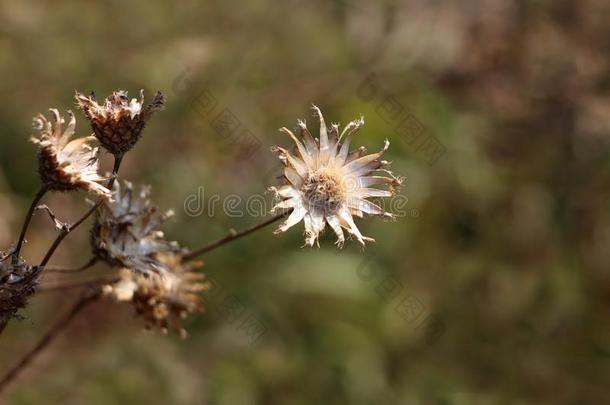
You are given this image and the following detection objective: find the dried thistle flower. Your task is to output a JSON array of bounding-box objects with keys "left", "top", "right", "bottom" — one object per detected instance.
[
  {"left": 31, "top": 109, "right": 110, "bottom": 197},
  {"left": 0, "top": 252, "right": 41, "bottom": 329},
  {"left": 102, "top": 252, "right": 208, "bottom": 337},
  {"left": 91, "top": 181, "right": 178, "bottom": 275},
  {"left": 270, "top": 106, "right": 402, "bottom": 247},
  {"left": 75, "top": 90, "right": 165, "bottom": 156}
]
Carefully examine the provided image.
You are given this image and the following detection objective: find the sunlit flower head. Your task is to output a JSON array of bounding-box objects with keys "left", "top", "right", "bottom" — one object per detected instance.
[
  {"left": 31, "top": 109, "right": 109, "bottom": 196},
  {"left": 102, "top": 251, "right": 208, "bottom": 338},
  {"left": 91, "top": 181, "right": 178, "bottom": 275},
  {"left": 0, "top": 252, "right": 41, "bottom": 329},
  {"left": 270, "top": 106, "right": 402, "bottom": 247},
  {"left": 76, "top": 89, "right": 165, "bottom": 156}
]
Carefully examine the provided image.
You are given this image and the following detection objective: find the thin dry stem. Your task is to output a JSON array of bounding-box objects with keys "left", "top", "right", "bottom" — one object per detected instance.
[
  {"left": 39, "top": 155, "right": 123, "bottom": 267},
  {"left": 37, "top": 276, "right": 118, "bottom": 294},
  {"left": 44, "top": 257, "right": 98, "bottom": 274},
  {"left": 12, "top": 186, "right": 48, "bottom": 261},
  {"left": 183, "top": 211, "right": 289, "bottom": 260},
  {"left": 0, "top": 287, "right": 101, "bottom": 393}
]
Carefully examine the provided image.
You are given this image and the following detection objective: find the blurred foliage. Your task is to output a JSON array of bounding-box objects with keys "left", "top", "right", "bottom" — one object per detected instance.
[{"left": 1, "top": 0, "right": 610, "bottom": 403}]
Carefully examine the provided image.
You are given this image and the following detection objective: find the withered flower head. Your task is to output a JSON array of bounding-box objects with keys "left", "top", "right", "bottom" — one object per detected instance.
[
  {"left": 0, "top": 252, "right": 41, "bottom": 328},
  {"left": 91, "top": 181, "right": 178, "bottom": 275},
  {"left": 270, "top": 106, "right": 402, "bottom": 247},
  {"left": 75, "top": 89, "right": 165, "bottom": 156},
  {"left": 103, "top": 251, "right": 208, "bottom": 338},
  {"left": 31, "top": 109, "right": 110, "bottom": 197}
]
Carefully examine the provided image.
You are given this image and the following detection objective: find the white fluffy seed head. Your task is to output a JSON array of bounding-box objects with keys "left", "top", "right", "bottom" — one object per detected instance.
[{"left": 270, "top": 107, "right": 402, "bottom": 247}]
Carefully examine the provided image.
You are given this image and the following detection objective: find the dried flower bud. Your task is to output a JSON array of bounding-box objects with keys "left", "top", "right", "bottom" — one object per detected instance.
[
  {"left": 270, "top": 106, "right": 402, "bottom": 247},
  {"left": 0, "top": 252, "right": 40, "bottom": 329},
  {"left": 91, "top": 181, "right": 179, "bottom": 275},
  {"left": 103, "top": 252, "right": 208, "bottom": 338},
  {"left": 75, "top": 89, "right": 165, "bottom": 156},
  {"left": 31, "top": 109, "right": 110, "bottom": 197}
]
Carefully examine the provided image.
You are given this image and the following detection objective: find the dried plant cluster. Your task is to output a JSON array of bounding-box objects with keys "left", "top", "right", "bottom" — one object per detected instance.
[
  {"left": 0, "top": 89, "right": 209, "bottom": 336},
  {"left": 0, "top": 90, "right": 403, "bottom": 379}
]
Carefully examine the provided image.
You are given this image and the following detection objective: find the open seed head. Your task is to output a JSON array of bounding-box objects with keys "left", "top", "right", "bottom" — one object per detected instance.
[
  {"left": 270, "top": 105, "right": 402, "bottom": 248},
  {"left": 75, "top": 89, "right": 165, "bottom": 156},
  {"left": 31, "top": 109, "right": 110, "bottom": 196},
  {"left": 103, "top": 251, "right": 208, "bottom": 338},
  {"left": 91, "top": 181, "right": 179, "bottom": 275}
]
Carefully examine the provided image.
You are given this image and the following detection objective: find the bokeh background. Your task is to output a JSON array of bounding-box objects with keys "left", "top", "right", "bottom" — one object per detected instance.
[{"left": 1, "top": 0, "right": 610, "bottom": 403}]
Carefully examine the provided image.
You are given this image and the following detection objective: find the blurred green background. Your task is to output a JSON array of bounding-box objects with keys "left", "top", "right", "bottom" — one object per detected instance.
[{"left": 1, "top": 0, "right": 610, "bottom": 403}]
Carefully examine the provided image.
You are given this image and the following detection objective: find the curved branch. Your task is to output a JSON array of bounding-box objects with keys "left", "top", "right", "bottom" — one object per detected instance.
[
  {"left": 183, "top": 211, "right": 289, "bottom": 260},
  {"left": 0, "top": 287, "right": 101, "bottom": 393},
  {"left": 37, "top": 276, "right": 118, "bottom": 294},
  {"left": 39, "top": 155, "right": 123, "bottom": 267},
  {"left": 12, "top": 186, "right": 48, "bottom": 260},
  {"left": 43, "top": 257, "right": 98, "bottom": 274}
]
